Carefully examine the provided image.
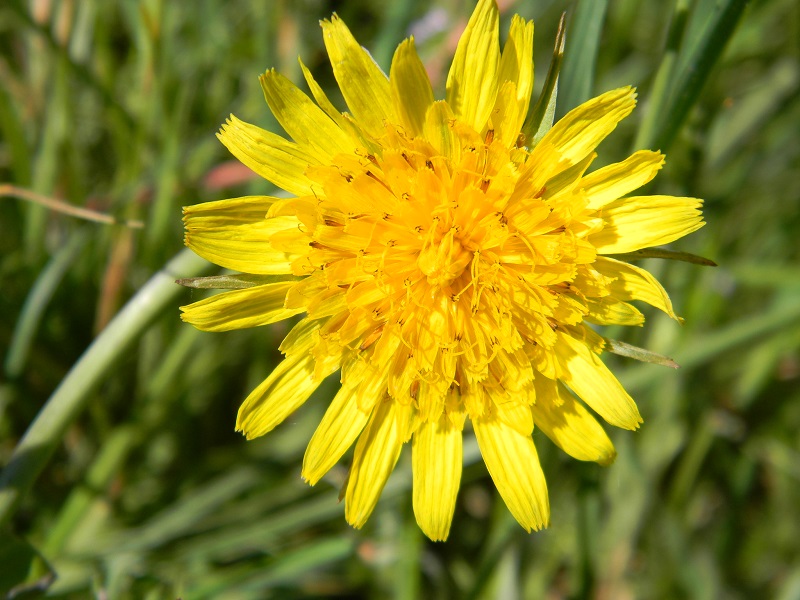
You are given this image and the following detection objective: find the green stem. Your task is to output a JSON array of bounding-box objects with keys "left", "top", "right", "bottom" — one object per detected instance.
[{"left": 0, "top": 249, "right": 212, "bottom": 528}]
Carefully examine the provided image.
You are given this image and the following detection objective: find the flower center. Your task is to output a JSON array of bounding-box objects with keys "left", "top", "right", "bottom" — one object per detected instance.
[{"left": 417, "top": 227, "right": 473, "bottom": 287}]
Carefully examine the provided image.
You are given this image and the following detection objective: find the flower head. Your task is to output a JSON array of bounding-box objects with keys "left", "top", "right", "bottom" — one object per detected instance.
[{"left": 182, "top": 0, "right": 703, "bottom": 541}]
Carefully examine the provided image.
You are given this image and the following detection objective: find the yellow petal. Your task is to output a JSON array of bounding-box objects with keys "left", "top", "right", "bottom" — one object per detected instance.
[
  {"left": 183, "top": 195, "right": 275, "bottom": 223},
  {"left": 542, "top": 152, "right": 596, "bottom": 201},
  {"left": 585, "top": 297, "right": 645, "bottom": 326},
  {"left": 473, "top": 415, "right": 549, "bottom": 532},
  {"left": 260, "top": 69, "right": 355, "bottom": 161},
  {"left": 312, "top": 324, "right": 349, "bottom": 382},
  {"left": 236, "top": 352, "right": 319, "bottom": 440},
  {"left": 284, "top": 273, "right": 326, "bottom": 310},
  {"left": 307, "top": 289, "right": 348, "bottom": 319},
  {"left": 345, "top": 399, "right": 404, "bottom": 528},
  {"left": 529, "top": 340, "right": 560, "bottom": 380},
  {"left": 497, "top": 15, "right": 534, "bottom": 134},
  {"left": 446, "top": 0, "right": 500, "bottom": 131},
  {"left": 183, "top": 235, "right": 297, "bottom": 275},
  {"left": 490, "top": 81, "right": 522, "bottom": 148},
  {"left": 183, "top": 198, "right": 301, "bottom": 274},
  {"left": 582, "top": 150, "right": 665, "bottom": 209},
  {"left": 302, "top": 378, "right": 371, "bottom": 485},
  {"left": 445, "top": 386, "right": 467, "bottom": 431},
  {"left": 298, "top": 57, "right": 345, "bottom": 124},
  {"left": 390, "top": 37, "right": 434, "bottom": 137},
  {"left": 566, "top": 323, "right": 606, "bottom": 355},
  {"left": 595, "top": 256, "right": 679, "bottom": 320},
  {"left": 495, "top": 397, "right": 534, "bottom": 436},
  {"left": 531, "top": 376, "right": 616, "bottom": 465},
  {"left": 416, "top": 379, "right": 445, "bottom": 425},
  {"left": 298, "top": 58, "right": 378, "bottom": 153},
  {"left": 423, "top": 101, "right": 460, "bottom": 162},
  {"left": 509, "top": 139, "right": 559, "bottom": 205},
  {"left": 412, "top": 414, "right": 462, "bottom": 541},
  {"left": 180, "top": 282, "right": 301, "bottom": 332},
  {"left": 590, "top": 195, "right": 704, "bottom": 254},
  {"left": 395, "top": 401, "right": 418, "bottom": 444},
  {"left": 539, "top": 87, "right": 636, "bottom": 169},
  {"left": 270, "top": 227, "right": 312, "bottom": 254},
  {"left": 355, "top": 363, "right": 390, "bottom": 413},
  {"left": 217, "top": 115, "right": 319, "bottom": 196},
  {"left": 279, "top": 317, "right": 322, "bottom": 354},
  {"left": 555, "top": 330, "right": 642, "bottom": 430},
  {"left": 321, "top": 15, "right": 394, "bottom": 138}
]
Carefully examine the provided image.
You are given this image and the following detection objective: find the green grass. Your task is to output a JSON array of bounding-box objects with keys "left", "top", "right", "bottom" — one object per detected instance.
[{"left": 1, "top": 0, "right": 799, "bottom": 597}]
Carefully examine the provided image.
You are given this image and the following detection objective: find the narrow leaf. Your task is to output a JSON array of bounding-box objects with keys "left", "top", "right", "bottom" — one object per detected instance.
[
  {"left": 606, "top": 248, "right": 717, "bottom": 266},
  {"left": 0, "top": 532, "right": 54, "bottom": 597},
  {"left": 175, "top": 274, "right": 301, "bottom": 289},
  {"left": 605, "top": 339, "right": 679, "bottom": 369}
]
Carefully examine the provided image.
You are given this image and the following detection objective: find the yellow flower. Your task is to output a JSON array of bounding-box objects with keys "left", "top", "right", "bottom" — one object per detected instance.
[{"left": 181, "top": 0, "right": 703, "bottom": 541}]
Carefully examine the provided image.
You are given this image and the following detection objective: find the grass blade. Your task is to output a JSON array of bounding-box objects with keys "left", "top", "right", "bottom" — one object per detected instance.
[
  {"left": 633, "top": 0, "right": 691, "bottom": 151},
  {"left": 4, "top": 230, "right": 88, "bottom": 379},
  {"left": 652, "top": 0, "right": 749, "bottom": 152},
  {"left": 0, "top": 249, "right": 213, "bottom": 528},
  {"left": 555, "top": 0, "right": 609, "bottom": 118}
]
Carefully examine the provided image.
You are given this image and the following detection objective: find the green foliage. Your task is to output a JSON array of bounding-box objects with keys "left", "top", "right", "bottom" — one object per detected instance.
[{"left": 1, "top": 0, "right": 799, "bottom": 597}]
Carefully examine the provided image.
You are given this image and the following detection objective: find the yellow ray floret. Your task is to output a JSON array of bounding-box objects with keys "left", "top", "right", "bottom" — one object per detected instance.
[
  {"left": 412, "top": 414, "right": 462, "bottom": 541},
  {"left": 473, "top": 415, "right": 550, "bottom": 532},
  {"left": 390, "top": 38, "right": 435, "bottom": 138},
  {"left": 182, "top": 0, "right": 705, "bottom": 541},
  {"left": 446, "top": 0, "right": 500, "bottom": 131}
]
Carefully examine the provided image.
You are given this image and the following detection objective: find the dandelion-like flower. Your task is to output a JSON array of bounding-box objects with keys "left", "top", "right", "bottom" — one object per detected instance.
[{"left": 181, "top": 0, "right": 704, "bottom": 540}]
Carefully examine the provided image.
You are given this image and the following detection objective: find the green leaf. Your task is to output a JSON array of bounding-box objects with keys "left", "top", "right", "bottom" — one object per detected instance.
[
  {"left": 606, "top": 248, "right": 717, "bottom": 266},
  {"left": 0, "top": 532, "right": 54, "bottom": 598},
  {"left": 175, "top": 273, "right": 301, "bottom": 290},
  {"left": 604, "top": 338, "right": 679, "bottom": 369}
]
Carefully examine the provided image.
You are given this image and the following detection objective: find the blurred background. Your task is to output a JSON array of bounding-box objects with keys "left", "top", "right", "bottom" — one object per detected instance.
[{"left": 1, "top": 0, "right": 799, "bottom": 597}]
